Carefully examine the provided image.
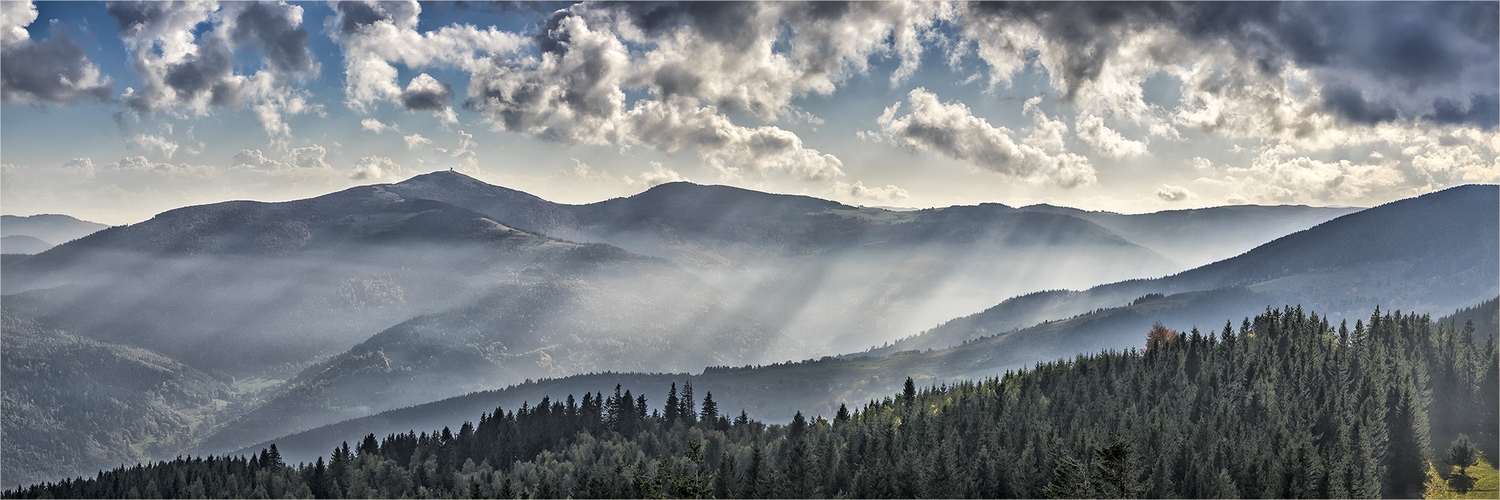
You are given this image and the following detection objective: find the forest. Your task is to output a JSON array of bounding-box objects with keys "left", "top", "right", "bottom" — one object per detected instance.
[{"left": 7, "top": 305, "right": 1497, "bottom": 499}]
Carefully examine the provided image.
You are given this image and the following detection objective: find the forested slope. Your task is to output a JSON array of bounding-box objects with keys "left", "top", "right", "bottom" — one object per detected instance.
[{"left": 12, "top": 305, "right": 1495, "bottom": 498}]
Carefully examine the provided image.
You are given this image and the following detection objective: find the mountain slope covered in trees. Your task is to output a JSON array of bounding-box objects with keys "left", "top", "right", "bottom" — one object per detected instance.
[{"left": 12, "top": 305, "right": 1495, "bottom": 498}]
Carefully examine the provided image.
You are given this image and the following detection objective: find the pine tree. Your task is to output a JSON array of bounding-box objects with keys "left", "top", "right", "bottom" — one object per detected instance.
[
  {"left": 680, "top": 381, "right": 696, "bottom": 424},
  {"left": 1445, "top": 434, "right": 1480, "bottom": 494},
  {"left": 664, "top": 383, "right": 680, "bottom": 424},
  {"left": 699, "top": 391, "right": 719, "bottom": 427}
]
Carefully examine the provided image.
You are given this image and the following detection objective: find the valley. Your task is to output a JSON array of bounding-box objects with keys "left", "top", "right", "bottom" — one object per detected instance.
[{"left": 3, "top": 173, "right": 1492, "bottom": 488}]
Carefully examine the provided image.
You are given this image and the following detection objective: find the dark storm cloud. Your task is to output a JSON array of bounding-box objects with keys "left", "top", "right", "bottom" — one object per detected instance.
[
  {"left": 334, "top": 1, "right": 419, "bottom": 35},
  {"left": 1321, "top": 85, "right": 1398, "bottom": 125},
  {"left": 229, "top": 2, "right": 317, "bottom": 77},
  {"left": 1429, "top": 95, "right": 1500, "bottom": 129},
  {"left": 334, "top": 1, "right": 385, "bottom": 35},
  {"left": 105, "top": 1, "right": 163, "bottom": 36},
  {"left": 963, "top": 1, "right": 1499, "bottom": 128},
  {"left": 612, "top": 2, "right": 762, "bottom": 46},
  {"left": 162, "top": 36, "right": 233, "bottom": 98},
  {"left": 0, "top": 24, "right": 111, "bottom": 104}
]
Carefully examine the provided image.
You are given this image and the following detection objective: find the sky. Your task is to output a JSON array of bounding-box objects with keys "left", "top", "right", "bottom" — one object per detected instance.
[{"left": 1, "top": 1, "right": 1497, "bottom": 226}]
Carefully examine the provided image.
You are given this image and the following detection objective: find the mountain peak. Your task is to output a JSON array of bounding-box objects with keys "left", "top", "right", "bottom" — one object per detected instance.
[{"left": 395, "top": 170, "right": 485, "bottom": 187}]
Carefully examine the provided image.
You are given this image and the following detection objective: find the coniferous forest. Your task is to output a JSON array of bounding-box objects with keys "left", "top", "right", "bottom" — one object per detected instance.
[{"left": 8, "top": 306, "right": 1497, "bottom": 499}]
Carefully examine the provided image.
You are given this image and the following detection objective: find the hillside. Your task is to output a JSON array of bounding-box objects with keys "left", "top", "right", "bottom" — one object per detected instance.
[
  {"left": 25, "top": 305, "right": 1494, "bottom": 499},
  {"left": 883, "top": 184, "right": 1499, "bottom": 353},
  {"left": 1018, "top": 203, "right": 1360, "bottom": 268},
  {"left": 1, "top": 308, "right": 231, "bottom": 487},
  {"left": 194, "top": 254, "right": 786, "bottom": 455}
]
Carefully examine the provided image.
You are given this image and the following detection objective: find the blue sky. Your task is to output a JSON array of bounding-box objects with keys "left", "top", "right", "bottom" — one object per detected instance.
[{"left": 2, "top": 1, "right": 1497, "bottom": 225}]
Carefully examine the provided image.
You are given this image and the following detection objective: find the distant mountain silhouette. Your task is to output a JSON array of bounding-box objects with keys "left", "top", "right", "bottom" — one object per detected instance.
[
  {"left": 0, "top": 214, "right": 107, "bottom": 253},
  {"left": 1, "top": 235, "right": 53, "bottom": 254}
]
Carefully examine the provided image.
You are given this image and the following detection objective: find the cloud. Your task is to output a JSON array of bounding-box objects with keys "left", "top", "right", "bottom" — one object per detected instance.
[
  {"left": 1228, "top": 142, "right": 1407, "bottom": 203},
  {"left": 955, "top": 1, "right": 1499, "bottom": 151},
  {"left": 341, "top": 2, "right": 949, "bottom": 183},
  {"left": 623, "top": 97, "right": 845, "bottom": 181},
  {"left": 833, "top": 180, "right": 910, "bottom": 202},
  {"left": 399, "top": 73, "right": 453, "bottom": 112},
  {"left": 361, "top": 118, "right": 394, "bottom": 133},
  {"left": 467, "top": 13, "right": 628, "bottom": 144},
  {"left": 611, "top": 2, "right": 946, "bottom": 118},
  {"left": 1075, "top": 114, "right": 1148, "bottom": 159},
  {"left": 327, "top": 0, "right": 523, "bottom": 112},
  {"left": 1, "top": 0, "right": 111, "bottom": 104},
  {"left": 1021, "top": 97, "right": 1068, "bottom": 152},
  {"left": 403, "top": 133, "right": 431, "bottom": 150},
  {"left": 107, "top": 1, "right": 320, "bottom": 142},
  {"left": 233, "top": 145, "right": 330, "bottom": 170},
  {"left": 1154, "top": 185, "right": 1191, "bottom": 201},
  {"left": 224, "top": 1, "right": 317, "bottom": 78},
  {"left": 1190, "top": 156, "right": 1214, "bottom": 170},
  {"left": 875, "top": 88, "right": 1095, "bottom": 188},
  {"left": 127, "top": 134, "right": 180, "bottom": 159},
  {"left": 350, "top": 156, "right": 406, "bottom": 181},
  {"left": 432, "top": 130, "right": 477, "bottom": 168},
  {"left": 626, "top": 162, "right": 685, "bottom": 188}
]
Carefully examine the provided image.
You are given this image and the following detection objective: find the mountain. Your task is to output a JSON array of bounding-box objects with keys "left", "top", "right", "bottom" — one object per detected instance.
[
  {"left": 0, "top": 214, "right": 107, "bottom": 247},
  {"left": 384, "top": 172, "right": 1185, "bottom": 353},
  {"left": 883, "top": 184, "right": 1499, "bottom": 354},
  {"left": 1, "top": 179, "right": 783, "bottom": 483},
  {"left": 1018, "top": 203, "right": 1361, "bottom": 268},
  {"left": 1, "top": 188, "right": 567, "bottom": 376},
  {"left": 1, "top": 235, "right": 53, "bottom": 255},
  {"left": 6, "top": 171, "right": 1442, "bottom": 486}
]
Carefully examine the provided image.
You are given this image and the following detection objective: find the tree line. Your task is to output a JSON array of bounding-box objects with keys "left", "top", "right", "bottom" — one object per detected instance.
[{"left": 8, "top": 305, "right": 1496, "bottom": 498}]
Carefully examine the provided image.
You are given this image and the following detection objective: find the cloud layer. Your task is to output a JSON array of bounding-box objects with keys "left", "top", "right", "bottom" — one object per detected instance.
[{"left": 4, "top": 1, "right": 1498, "bottom": 217}]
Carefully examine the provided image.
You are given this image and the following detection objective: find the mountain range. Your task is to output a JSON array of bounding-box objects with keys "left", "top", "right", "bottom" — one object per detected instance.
[
  {"left": 4, "top": 172, "right": 1491, "bottom": 486},
  {"left": 0, "top": 214, "right": 108, "bottom": 255}
]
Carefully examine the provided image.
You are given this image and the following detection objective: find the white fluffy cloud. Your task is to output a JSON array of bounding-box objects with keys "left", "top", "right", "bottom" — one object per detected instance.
[
  {"left": 335, "top": 2, "right": 955, "bottom": 184},
  {"left": 328, "top": 0, "right": 523, "bottom": 112},
  {"left": 233, "top": 145, "right": 330, "bottom": 170},
  {"left": 1075, "top": 114, "right": 1148, "bottom": 159},
  {"left": 107, "top": 1, "right": 321, "bottom": 143},
  {"left": 876, "top": 88, "right": 1096, "bottom": 188},
  {"left": 350, "top": 155, "right": 406, "bottom": 181},
  {"left": 832, "top": 180, "right": 910, "bottom": 202},
  {"left": 127, "top": 134, "right": 180, "bottom": 159},
  {"left": 361, "top": 118, "right": 394, "bottom": 134},
  {"left": 1154, "top": 184, "right": 1191, "bottom": 202},
  {"left": 403, "top": 133, "right": 431, "bottom": 151},
  {"left": 626, "top": 162, "right": 686, "bottom": 188},
  {"left": 624, "top": 97, "right": 844, "bottom": 181}
]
